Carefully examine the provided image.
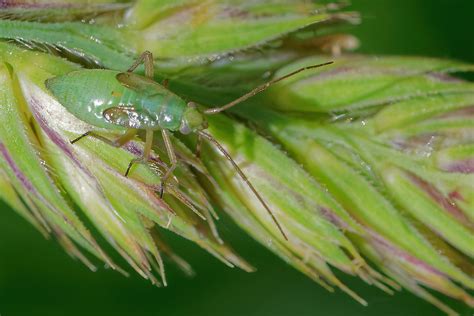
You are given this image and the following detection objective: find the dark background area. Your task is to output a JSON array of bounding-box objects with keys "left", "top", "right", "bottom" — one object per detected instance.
[
  {"left": 352, "top": 0, "right": 474, "bottom": 63},
  {"left": 0, "top": 1, "right": 473, "bottom": 316}
]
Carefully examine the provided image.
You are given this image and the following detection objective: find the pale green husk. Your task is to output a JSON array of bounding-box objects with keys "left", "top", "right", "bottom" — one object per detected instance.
[{"left": 0, "top": 1, "right": 472, "bottom": 315}]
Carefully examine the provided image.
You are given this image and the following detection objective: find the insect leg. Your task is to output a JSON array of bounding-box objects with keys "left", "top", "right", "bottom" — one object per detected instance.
[
  {"left": 127, "top": 51, "right": 154, "bottom": 78},
  {"left": 70, "top": 129, "right": 137, "bottom": 146},
  {"left": 159, "top": 129, "right": 177, "bottom": 199},
  {"left": 195, "top": 133, "right": 203, "bottom": 158},
  {"left": 124, "top": 129, "right": 154, "bottom": 177}
]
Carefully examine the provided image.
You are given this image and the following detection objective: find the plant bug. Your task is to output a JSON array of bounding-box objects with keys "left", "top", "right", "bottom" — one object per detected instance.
[{"left": 45, "top": 51, "right": 333, "bottom": 240}]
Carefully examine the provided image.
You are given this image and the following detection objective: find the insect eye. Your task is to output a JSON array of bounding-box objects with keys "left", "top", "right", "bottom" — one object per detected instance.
[{"left": 179, "top": 121, "right": 192, "bottom": 135}]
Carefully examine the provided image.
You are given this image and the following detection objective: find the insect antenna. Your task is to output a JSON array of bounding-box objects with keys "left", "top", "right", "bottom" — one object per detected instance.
[
  {"left": 198, "top": 131, "right": 288, "bottom": 240},
  {"left": 204, "top": 61, "right": 334, "bottom": 115}
]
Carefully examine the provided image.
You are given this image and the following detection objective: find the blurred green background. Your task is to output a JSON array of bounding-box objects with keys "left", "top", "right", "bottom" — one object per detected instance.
[{"left": 0, "top": 1, "right": 473, "bottom": 315}]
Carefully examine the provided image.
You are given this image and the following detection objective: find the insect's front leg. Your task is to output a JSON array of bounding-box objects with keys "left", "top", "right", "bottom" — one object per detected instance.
[
  {"left": 127, "top": 51, "right": 154, "bottom": 78},
  {"left": 195, "top": 133, "right": 203, "bottom": 158},
  {"left": 159, "top": 129, "right": 177, "bottom": 199}
]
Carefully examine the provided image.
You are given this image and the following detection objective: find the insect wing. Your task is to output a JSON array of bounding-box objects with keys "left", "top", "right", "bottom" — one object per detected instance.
[{"left": 103, "top": 106, "right": 158, "bottom": 130}]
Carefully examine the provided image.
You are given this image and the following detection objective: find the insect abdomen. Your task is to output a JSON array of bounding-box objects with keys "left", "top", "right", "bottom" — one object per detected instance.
[
  {"left": 47, "top": 69, "right": 187, "bottom": 131},
  {"left": 46, "top": 69, "right": 137, "bottom": 130}
]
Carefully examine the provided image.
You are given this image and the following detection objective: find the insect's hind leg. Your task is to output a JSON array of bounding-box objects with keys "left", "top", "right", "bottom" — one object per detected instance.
[
  {"left": 127, "top": 51, "right": 154, "bottom": 78},
  {"left": 159, "top": 129, "right": 177, "bottom": 199},
  {"left": 71, "top": 129, "right": 137, "bottom": 147}
]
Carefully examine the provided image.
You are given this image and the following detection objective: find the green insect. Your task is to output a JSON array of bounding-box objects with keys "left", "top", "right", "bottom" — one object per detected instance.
[{"left": 46, "top": 51, "right": 333, "bottom": 240}]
